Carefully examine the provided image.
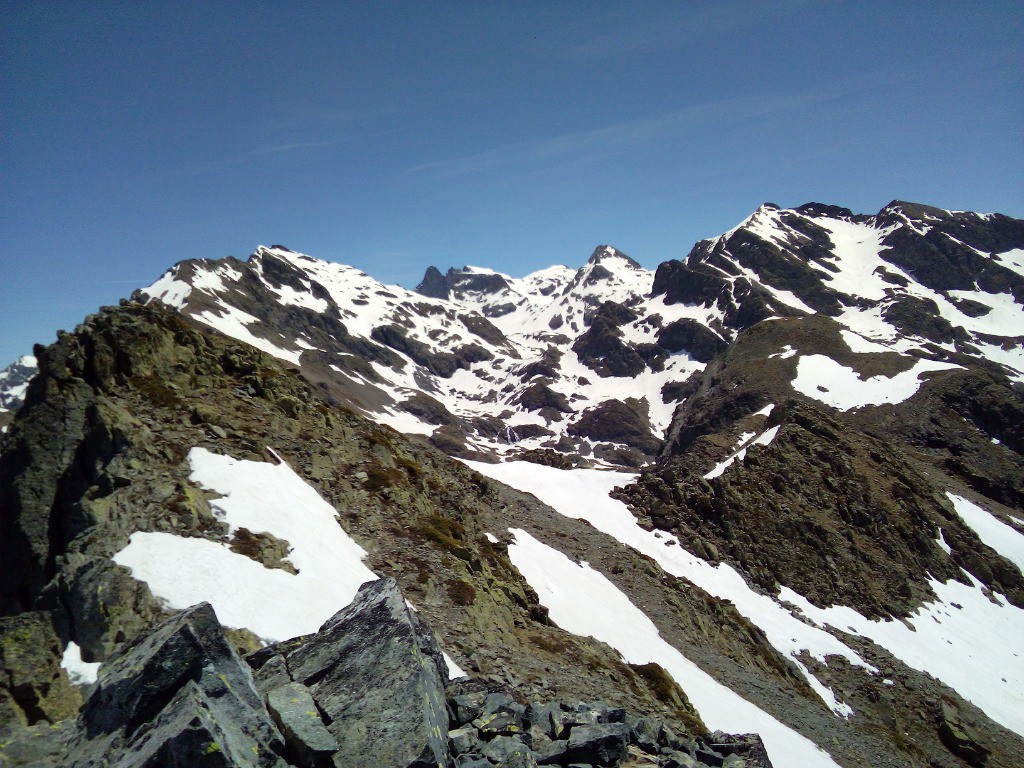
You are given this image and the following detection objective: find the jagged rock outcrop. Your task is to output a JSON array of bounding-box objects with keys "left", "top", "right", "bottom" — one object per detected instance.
[
  {"left": 248, "top": 578, "right": 451, "bottom": 768},
  {"left": 415, "top": 266, "right": 513, "bottom": 301},
  {"left": 0, "top": 580, "right": 765, "bottom": 768},
  {"left": 2, "top": 601, "right": 285, "bottom": 767},
  {"left": 568, "top": 399, "right": 660, "bottom": 455}
]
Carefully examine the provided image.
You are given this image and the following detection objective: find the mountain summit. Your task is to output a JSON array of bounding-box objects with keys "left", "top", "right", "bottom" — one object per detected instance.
[{"left": 1, "top": 201, "right": 1023, "bottom": 767}]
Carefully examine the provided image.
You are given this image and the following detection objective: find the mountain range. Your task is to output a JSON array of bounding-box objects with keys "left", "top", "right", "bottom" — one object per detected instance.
[{"left": 1, "top": 200, "right": 1022, "bottom": 768}]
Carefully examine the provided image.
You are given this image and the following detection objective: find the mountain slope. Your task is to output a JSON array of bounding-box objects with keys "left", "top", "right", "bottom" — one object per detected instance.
[{"left": 2, "top": 200, "right": 1023, "bottom": 767}]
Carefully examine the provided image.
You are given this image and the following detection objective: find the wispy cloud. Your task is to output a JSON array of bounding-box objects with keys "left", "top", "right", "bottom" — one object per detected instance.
[
  {"left": 171, "top": 139, "right": 338, "bottom": 177},
  {"left": 249, "top": 140, "right": 336, "bottom": 156},
  {"left": 408, "top": 78, "right": 873, "bottom": 179}
]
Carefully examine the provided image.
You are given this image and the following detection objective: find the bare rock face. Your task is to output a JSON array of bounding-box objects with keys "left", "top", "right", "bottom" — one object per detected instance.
[
  {"left": 0, "top": 611, "right": 81, "bottom": 727},
  {"left": 0, "top": 580, "right": 453, "bottom": 768},
  {"left": 568, "top": 399, "right": 660, "bottom": 455},
  {"left": 253, "top": 577, "right": 451, "bottom": 768},
  {"left": 74, "top": 601, "right": 285, "bottom": 767}
]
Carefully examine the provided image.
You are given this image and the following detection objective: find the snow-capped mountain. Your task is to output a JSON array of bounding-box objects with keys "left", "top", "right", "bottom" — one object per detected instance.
[
  {"left": 135, "top": 201, "right": 1023, "bottom": 468},
  {"left": 0, "top": 355, "right": 38, "bottom": 412},
  {"left": 2, "top": 200, "right": 1023, "bottom": 768},
  {"left": 135, "top": 243, "right": 705, "bottom": 466}
]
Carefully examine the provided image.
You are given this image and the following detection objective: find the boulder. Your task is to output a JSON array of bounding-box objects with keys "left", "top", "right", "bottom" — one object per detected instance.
[
  {"left": 448, "top": 725, "right": 479, "bottom": 756},
  {"left": 937, "top": 702, "right": 989, "bottom": 767},
  {"left": 75, "top": 601, "right": 284, "bottom": 767},
  {"left": 564, "top": 722, "right": 629, "bottom": 766},
  {"left": 472, "top": 692, "right": 526, "bottom": 738},
  {"left": 266, "top": 682, "right": 339, "bottom": 768},
  {"left": 481, "top": 734, "right": 527, "bottom": 763},
  {"left": 284, "top": 578, "right": 451, "bottom": 768},
  {"left": 495, "top": 746, "right": 539, "bottom": 767},
  {"left": 450, "top": 691, "right": 488, "bottom": 727}
]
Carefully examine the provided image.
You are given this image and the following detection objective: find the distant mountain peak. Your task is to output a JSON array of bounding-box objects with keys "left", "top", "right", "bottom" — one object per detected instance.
[{"left": 586, "top": 244, "right": 642, "bottom": 268}]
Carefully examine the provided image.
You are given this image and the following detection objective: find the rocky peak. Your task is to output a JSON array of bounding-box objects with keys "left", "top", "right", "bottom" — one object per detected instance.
[
  {"left": 415, "top": 265, "right": 512, "bottom": 300},
  {"left": 416, "top": 265, "right": 450, "bottom": 298},
  {"left": 585, "top": 245, "right": 642, "bottom": 270},
  {"left": 877, "top": 199, "right": 951, "bottom": 222},
  {"left": 791, "top": 202, "right": 856, "bottom": 220},
  {"left": 0, "top": 355, "right": 37, "bottom": 413}
]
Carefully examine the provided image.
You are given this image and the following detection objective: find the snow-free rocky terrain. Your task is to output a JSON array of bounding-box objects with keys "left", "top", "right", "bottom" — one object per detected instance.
[{"left": 1, "top": 200, "right": 1023, "bottom": 767}]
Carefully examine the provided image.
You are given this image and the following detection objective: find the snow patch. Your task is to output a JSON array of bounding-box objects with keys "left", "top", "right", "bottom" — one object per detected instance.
[
  {"left": 467, "top": 460, "right": 870, "bottom": 717},
  {"left": 703, "top": 426, "right": 780, "bottom": 480},
  {"left": 840, "top": 330, "right": 890, "bottom": 354},
  {"left": 142, "top": 270, "right": 192, "bottom": 308},
  {"left": 782, "top": 573, "right": 1024, "bottom": 737},
  {"left": 769, "top": 345, "right": 797, "bottom": 359},
  {"left": 194, "top": 306, "right": 303, "bottom": 365},
  {"left": 507, "top": 528, "right": 841, "bottom": 768},
  {"left": 114, "top": 447, "right": 377, "bottom": 643},
  {"left": 791, "top": 354, "right": 960, "bottom": 411},
  {"left": 61, "top": 641, "right": 100, "bottom": 686},
  {"left": 947, "top": 493, "right": 1024, "bottom": 572}
]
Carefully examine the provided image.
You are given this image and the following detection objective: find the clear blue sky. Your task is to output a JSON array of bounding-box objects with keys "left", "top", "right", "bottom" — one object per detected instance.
[{"left": 2, "top": 1, "right": 1022, "bottom": 364}]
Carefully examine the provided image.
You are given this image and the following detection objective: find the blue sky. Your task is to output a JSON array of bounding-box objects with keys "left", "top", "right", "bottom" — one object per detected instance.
[{"left": 2, "top": 1, "right": 1022, "bottom": 364}]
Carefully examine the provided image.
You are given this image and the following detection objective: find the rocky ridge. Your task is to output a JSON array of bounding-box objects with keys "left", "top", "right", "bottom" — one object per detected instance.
[{"left": 0, "top": 578, "right": 771, "bottom": 768}]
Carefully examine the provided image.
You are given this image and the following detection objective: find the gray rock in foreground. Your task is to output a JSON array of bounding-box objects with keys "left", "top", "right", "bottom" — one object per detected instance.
[
  {"left": 73, "top": 601, "right": 285, "bottom": 767},
  {"left": 254, "top": 577, "right": 452, "bottom": 768},
  {"left": 0, "top": 577, "right": 776, "bottom": 768}
]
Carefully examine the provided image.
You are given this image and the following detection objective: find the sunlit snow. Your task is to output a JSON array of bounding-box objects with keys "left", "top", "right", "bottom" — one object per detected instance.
[
  {"left": 782, "top": 574, "right": 1024, "bottom": 736},
  {"left": 947, "top": 493, "right": 1024, "bottom": 572},
  {"left": 470, "top": 459, "right": 1024, "bottom": 737},
  {"left": 114, "top": 447, "right": 377, "bottom": 642},
  {"left": 113, "top": 447, "right": 465, "bottom": 678},
  {"left": 508, "top": 528, "right": 842, "bottom": 768},
  {"left": 791, "top": 354, "right": 960, "bottom": 411},
  {"left": 194, "top": 305, "right": 304, "bottom": 365},
  {"left": 704, "top": 425, "right": 780, "bottom": 480}
]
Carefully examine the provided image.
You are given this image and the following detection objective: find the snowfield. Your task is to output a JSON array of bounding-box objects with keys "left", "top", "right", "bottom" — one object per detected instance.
[
  {"left": 790, "top": 354, "right": 960, "bottom": 411},
  {"left": 508, "top": 527, "right": 842, "bottom": 768},
  {"left": 113, "top": 446, "right": 467, "bottom": 678}
]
